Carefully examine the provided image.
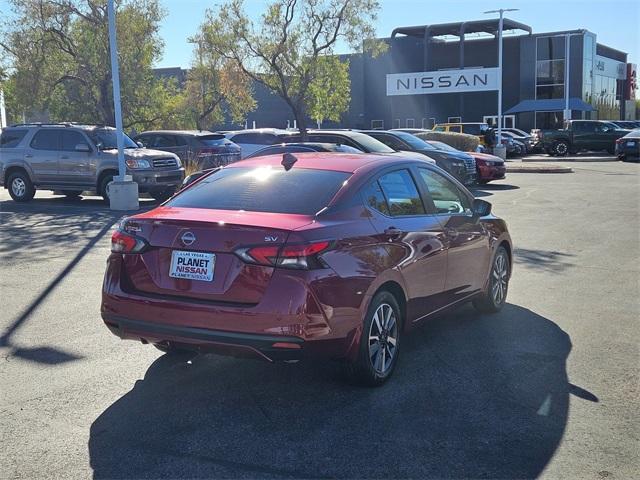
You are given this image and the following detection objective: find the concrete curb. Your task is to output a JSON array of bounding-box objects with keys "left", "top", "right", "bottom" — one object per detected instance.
[
  {"left": 506, "top": 163, "right": 573, "bottom": 173},
  {"left": 522, "top": 155, "right": 618, "bottom": 163}
]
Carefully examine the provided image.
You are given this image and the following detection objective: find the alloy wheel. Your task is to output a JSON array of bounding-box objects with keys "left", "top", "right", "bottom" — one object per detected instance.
[
  {"left": 491, "top": 253, "right": 509, "bottom": 305},
  {"left": 368, "top": 303, "right": 398, "bottom": 375},
  {"left": 11, "top": 177, "right": 26, "bottom": 198}
]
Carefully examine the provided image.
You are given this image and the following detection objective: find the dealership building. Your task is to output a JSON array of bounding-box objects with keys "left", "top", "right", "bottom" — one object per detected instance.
[{"left": 242, "top": 18, "right": 637, "bottom": 132}]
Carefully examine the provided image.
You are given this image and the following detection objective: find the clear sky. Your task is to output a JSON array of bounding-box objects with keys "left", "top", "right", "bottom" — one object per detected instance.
[
  {"left": 0, "top": 0, "right": 638, "bottom": 67},
  {"left": 154, "top": 0, "right": 639, "bottom": 68}
]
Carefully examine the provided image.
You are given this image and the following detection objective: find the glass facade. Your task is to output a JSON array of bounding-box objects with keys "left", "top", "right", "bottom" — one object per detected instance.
[{"left": 536, "top": 36, "right": 565, "bottom": 101}]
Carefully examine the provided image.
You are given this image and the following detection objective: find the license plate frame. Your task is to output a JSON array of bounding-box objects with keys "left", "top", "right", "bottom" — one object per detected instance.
[{"left": 169, "top": 250, "right": 215, "bottom": 282}]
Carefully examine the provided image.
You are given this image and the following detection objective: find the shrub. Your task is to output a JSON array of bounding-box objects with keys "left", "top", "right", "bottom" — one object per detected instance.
[{"left": 416, "top": 131, "right": 479, "bottom": 152}]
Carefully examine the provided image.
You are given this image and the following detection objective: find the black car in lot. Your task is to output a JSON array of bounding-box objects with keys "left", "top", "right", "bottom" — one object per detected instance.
[
  {"left": 361, "top": 130, "right": 477, "bottom": 185},
  {"left": 134, "top": 130, "right": 241, "bottom": 168},
  {"left": 615, "top": 130, "right": 640, "bottom": 161}
]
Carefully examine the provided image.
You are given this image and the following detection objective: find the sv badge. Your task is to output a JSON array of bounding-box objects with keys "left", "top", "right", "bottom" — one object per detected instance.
[{"left": 264, "top": 236, "right": 279, "bottom": 242}]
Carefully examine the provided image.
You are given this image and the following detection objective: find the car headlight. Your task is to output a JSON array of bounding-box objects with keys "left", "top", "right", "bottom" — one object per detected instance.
[
  {"left": 125, "top": 159, "right": 151, "bottom": 169},
  {"left": 451, "top": 161, "right": 465, "bottom": 166},
  {"left": 174, "top": 157, "right": 182, "bottom": 167}
]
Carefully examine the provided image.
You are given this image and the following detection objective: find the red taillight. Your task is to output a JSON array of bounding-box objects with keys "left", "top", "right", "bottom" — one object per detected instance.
[
  {"left": 236, "top": 241, "right": 331, "bottom": 270},
  {"left": 111, "top": 230, "right": 147, "bottom": 253}
]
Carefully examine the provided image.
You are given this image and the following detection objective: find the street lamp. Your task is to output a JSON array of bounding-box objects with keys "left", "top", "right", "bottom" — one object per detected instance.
[
  {"left": 484, "top": 8, "right": 519, "bottom": 152},
  {"left": 107, "top": 0, "right": 138, "bottom": 210}
]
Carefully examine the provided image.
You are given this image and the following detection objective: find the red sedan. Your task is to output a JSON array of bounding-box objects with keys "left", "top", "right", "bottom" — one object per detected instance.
[
  {"left": 102, "top": 153, "right": 512, "bottom": 385},
  {"left": 469, "top": 152, "right": 507, "bottom": 184}
]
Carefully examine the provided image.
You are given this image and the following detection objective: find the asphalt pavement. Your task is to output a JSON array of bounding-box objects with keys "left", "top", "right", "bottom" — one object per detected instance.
[{"left": 1, "top": 162, "right": 638, "bottom": 479}]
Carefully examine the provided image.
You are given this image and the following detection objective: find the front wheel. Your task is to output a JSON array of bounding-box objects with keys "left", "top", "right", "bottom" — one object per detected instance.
[
  {"left": 473, "top": 246, "right": 510, "bottom": 314},
  {"left": 345, "top": 291, "right": 402, "bottom": 386},
  {"left": 552, "top": 140, "right": 570, "bottom": 156},
  {"left": 7, "top": 171, "right": 35, "bottom": 202},
  {"left": 98, "top": 173, "right": 114, "bottom": 203}
]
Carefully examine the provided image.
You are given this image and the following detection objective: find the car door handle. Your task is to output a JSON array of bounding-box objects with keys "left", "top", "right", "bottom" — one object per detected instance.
[{"left": 384, "top": 227, "right": 402, "bottom": 238}]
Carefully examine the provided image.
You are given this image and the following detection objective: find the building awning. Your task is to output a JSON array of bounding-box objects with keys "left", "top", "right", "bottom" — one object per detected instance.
[{"left": 505, "top": 98, "right": 596, "bottom": 114}]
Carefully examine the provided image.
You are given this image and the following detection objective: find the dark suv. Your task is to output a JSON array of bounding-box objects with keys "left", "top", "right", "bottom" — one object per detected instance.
[
  {"left": 0, "top": 123, "right": 184, "bottom": 202},
  {"left": 134, "top": 130, "right": 241, "bottom": 169}
]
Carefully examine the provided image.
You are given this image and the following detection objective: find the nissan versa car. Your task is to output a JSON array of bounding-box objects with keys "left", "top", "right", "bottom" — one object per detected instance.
[{"left": 101, "top": 153, "right": 512, "bottom": 385}]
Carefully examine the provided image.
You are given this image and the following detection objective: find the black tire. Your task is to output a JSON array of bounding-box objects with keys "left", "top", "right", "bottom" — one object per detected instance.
[
  {"left": 473, "top": 246, "right": 510, "bottom": 314},
  {"left": 98, "top": 173, "right": 115, "bottom": 202},
  {"left": 477, "top": 179, "right": 489, "bottom": 185},
  {"left": 552, "top": 140, "right": 570, "bottom": 156},
  {"left": 7, "top": 170, "right": 35, "bottom": 202},
  {"left": 345, "top": 290, "right": 402, "bottom": 387},
  {"left": 61, "top": 190, "right": 82, "bottom": 199}
]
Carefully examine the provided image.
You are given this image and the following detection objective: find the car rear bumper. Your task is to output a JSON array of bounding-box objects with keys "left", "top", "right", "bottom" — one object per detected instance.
[
  {"left": 477, "top": 165, "right": 506, "bottom": 181},
  {"left": 101, "top": 254, "right": 361, "bottom": 362}
]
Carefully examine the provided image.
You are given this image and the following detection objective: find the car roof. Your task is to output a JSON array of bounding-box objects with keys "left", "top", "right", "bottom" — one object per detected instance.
[
  {"left": 226, "top": 152, "right": 419, "bottom": 173},
  {"left": 138, "top": 130, "right": 219, "bottom": 136},
  {"left": 224, "top": 128, "right": 290, "bottom": 136}
]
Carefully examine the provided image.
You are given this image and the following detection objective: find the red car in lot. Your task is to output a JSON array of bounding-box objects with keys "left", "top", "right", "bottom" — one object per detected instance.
[
  {"left": 102, "top": 153, "right": 512, "bottom": 385},
  {"left": 470, "top": 152, "right": 507, "bottom": 184}
]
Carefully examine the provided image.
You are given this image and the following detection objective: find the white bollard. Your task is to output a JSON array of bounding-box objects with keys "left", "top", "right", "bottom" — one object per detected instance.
[{"left": 108, "top": 179, "right": 139, "bottom": 211}]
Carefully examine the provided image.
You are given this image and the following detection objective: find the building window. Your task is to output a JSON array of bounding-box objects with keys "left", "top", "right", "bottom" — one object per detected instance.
[
  {"left": 536, "top": 85, "right": 566, "bottom": 99},
  {"left": 423, "top": 118, "right": 436, "bottom": 129},
  {"left": 536, "top": 36, "right": 566, "bottom": 61},
  {"left": 535, "top": 111, "right": 564, "bottom": 129},
  {"left": 394, "top": 119, "right": 401, "bottom": 129},
  {"left": 371, "top": 120, "right": 384, "bottom": 129},
  {"left": 535, "top": 36, "right": 566, "bottom": 102},
  {"left": 447, "top": 116, "right": 461, "bottom": 123},
  {"left": 406, "top": 118, "right": 415, "bottom": 128}
]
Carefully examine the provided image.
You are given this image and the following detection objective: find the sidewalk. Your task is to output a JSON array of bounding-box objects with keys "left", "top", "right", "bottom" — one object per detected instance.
[
  {"left": 521, "top": 152, "right": 617, "bottom": 162},
  {"left": 506, "top": 162, "right": 573, "bottom": 173}
]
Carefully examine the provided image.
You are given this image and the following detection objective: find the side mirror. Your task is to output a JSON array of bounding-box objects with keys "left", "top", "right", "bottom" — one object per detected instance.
[
  {"left": 473, "top": 198, "right": 492, "bottom": 217},
  {"left": 75, "top": 143, "right": 91, "bottom": 152},
  {"left": 136, "top": 141, "right": 144, "bottom": 148}
]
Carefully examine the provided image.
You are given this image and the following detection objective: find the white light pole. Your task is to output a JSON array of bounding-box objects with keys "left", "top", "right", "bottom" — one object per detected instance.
[
  {"left": 484, "top": 8, "right": 518, "bottom": 154},
  {"left": 107, "top": 0, "right": 138, "bottom": 210},
  {"left": 0, "top": 88, "right": 6, "bottom": 128}
]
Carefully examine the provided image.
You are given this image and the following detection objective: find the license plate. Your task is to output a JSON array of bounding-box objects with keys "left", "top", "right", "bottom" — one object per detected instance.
[{"left": 170, "top": 250, "right": 215, "bottom": 282}]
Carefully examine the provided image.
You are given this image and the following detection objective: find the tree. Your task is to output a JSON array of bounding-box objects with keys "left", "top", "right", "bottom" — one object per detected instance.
[
  {"left": 198, "top": 0, "right": 383, "bottom": 137},
  {"left": 308, "top": 55, "right": 350, "bottom": 128},
  {"left": 182, "top": 37, "right": 255, "bottom": 131},
  {"left": 0, "top": 0, "right": 174, "bottom": 130}
]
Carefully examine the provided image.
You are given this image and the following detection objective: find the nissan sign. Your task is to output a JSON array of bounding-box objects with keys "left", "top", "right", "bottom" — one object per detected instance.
[{"left": 387, "top": 67, "right": 499, "bottom": 96}]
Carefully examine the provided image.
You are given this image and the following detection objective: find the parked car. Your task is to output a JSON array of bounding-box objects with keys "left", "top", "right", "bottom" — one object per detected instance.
[
  {"left": 102, "top": 152, "right": 512, "bottom": 385},
  {"left": 433, "top": 122, "right": 492, "bottom": 146},
  {"left": 245, "top": 142, "right": 363, "bottom": 158},
  {"left": 539, "top": 120, "right": 630, "bottom": 156},
  {"left": 279, "top": 130, "right": 436, "bottom": 164},
  {"left": 426, "top": 140, "right": 506, "bottom": 184},
  {"left": 615, "top": 130, "right": 640, "bottom": 162},
  {"left": 361, "top": 130, "right": 477, "bottom": 185},
  {"left": 499, "top": 130, "right": 533, "bottom": 154},
  {"left": 222, "top": 128, "right": 290, "bottom": 158},
  {"left": 134, "top": 130, "right": 241, "bottom": 169},
  {"left": 392, "top": 128, "right": 432, "bottom": 135},
  {"left": 0, "top": 123, "right": 184, "bottom": 202},
  {"left": 608, "top": 120, "right": 640, "bottom": 130}
]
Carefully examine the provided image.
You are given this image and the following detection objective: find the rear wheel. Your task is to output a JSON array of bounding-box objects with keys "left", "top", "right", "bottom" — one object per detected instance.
[
  {"left": 7, "top": 171, "right": 35, "bottom": 202},
  {"left": 346, "top": 291, "right": 401, "bottom": 386},
  {"left": 552, "top": 140, "right": 569, "bottom": 156},
  {"left": 153, "top": 342, "right": 193, "bottom": 355},
  {"left": 473, "top": 246, "right": 510, "bottom": 314}
]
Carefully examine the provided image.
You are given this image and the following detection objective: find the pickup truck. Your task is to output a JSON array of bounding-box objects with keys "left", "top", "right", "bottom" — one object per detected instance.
[{"left": 537, "top": 120, "right": 630, "bottom": 156}]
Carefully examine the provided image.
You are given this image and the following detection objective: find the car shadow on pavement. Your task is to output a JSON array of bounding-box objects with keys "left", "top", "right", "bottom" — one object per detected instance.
[
  {"left": 514, "top": 248, "right": 576, "bottom": 273},
  {"left": 472, "top": 183, "right": 520, "bottom": 198},
  {"left": 89, "top": 303, "right": 579, "bottom": 479}
]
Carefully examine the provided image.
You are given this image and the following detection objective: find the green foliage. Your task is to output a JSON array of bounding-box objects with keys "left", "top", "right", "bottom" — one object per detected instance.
[
  {"left": 416, "top": 131, "right": 479, "bottom": 152},
  {"left": 308, "top": 56, "right": 350, "bottom": 127},
  {"left": 0, "top": 0, "right": 178, "bottom": 130},
  {"left": 198, "top": 0, "right": 383, "bottom": 135}
]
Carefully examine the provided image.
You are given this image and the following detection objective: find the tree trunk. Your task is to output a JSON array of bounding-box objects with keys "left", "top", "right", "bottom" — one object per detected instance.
[{"left": 294, "top": 109, "right": 307, "bottom": 141}]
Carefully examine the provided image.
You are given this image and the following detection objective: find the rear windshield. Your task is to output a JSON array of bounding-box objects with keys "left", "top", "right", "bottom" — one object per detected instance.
[
  {"left": 197, "top": 134, "right": 227, "bottom": 146},
  {"left": 167, "top": 166, "right": 351, "bottom": 215},
  {"left": 0, "top": 129, "right": 28, "bottom": 148}
]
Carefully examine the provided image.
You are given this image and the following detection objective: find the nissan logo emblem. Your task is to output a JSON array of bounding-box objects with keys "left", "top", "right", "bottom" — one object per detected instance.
[{"left": 181, "top": 231, "right": 196, "bottom": 246}]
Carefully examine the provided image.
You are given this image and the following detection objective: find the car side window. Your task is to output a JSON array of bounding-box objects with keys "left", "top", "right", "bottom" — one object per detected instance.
[
  {"left": 377, "top": 169, "right": 425, "bottom": 216},
  {"left": 30, "top": 130, "right": 61, "bottom": 150},
  {"left": 174, "top": 135, "right": 188, "bottom": 146},
  {"left": 61, "top": 131, "right": 87, "bottom": 151},
  {"left": 361, "top": 180, "right": 390, "bottom": 216},
  {"left": 418, "top": 168, "right": 471, "bottom": 215},
  {"left": 153, "top": 135, "right": 176, "bottom": 148},
  {"left": 371, "top": 134, "right": 405, "bottom": 150},
  {"left": 0, "top": 129, "right": 28, "bottom": 148}
]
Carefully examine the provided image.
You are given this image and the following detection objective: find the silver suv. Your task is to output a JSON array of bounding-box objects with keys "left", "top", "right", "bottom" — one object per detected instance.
[{"left": 0, "top": 123, "right": 185, "bottom": 202}]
